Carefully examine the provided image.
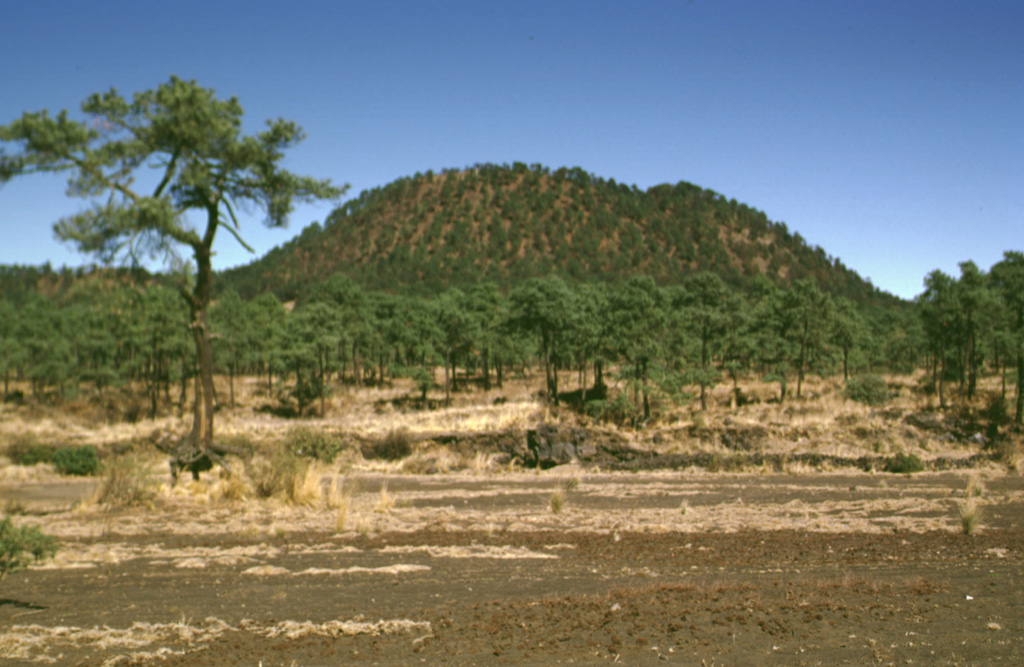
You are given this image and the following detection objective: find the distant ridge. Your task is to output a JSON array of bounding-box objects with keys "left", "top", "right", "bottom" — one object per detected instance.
[{"left": 216, "top": 163, "right": 892, "bottom": 304}]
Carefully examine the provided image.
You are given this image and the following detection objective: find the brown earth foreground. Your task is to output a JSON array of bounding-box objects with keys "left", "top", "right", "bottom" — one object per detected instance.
[{"left": 2, "top": 470, "right": 1023, "bottom": 666}]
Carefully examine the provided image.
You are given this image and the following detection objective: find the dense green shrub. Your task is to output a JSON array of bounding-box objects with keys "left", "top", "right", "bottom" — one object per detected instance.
[
  {"left": 283, "top": 426, "right": 343, "bottom": 463},
  {"left": 583, "top": 392, "right": 637, "bottom": 426},
  {"left": 885, "top": 452, "right": 925, "bottom": 474},
  {"left": 0, "top": 516, "right": 58, "bottom": 581},
  {"left": 5, "top": 436, "right": 57, "bottom": 466},
  {"left": 52, "top": 446, "right": 100, "bottom": 476},
  {"left": 363, "top": 428, "right": 413, "bottom": 461},
  {"left": 845, "top": 374, "right": 889, "bottom": 406}
]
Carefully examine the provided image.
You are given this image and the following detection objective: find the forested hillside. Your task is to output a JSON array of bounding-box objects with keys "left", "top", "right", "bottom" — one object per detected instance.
[
  {"left": 217, "top": 163, "right": 893, "bottom": 305},
  {"left": 5, "top": 163, "right": 1021, "bottom": 428}
]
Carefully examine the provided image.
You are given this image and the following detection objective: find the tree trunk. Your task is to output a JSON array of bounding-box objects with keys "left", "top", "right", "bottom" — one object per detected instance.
[
  {"left": 352, "top": 340, "right": 362, "bottom": 387},
  {"left": 444, "top": 348, "right": 451, "bottom": 406},
  {"left": 174, "top": 229, "right": 220, "bottom": 484},
  {"left": 1016, "top": 347, "right": 1023, "bottom": 424},
  {"left": 641, "top": 360, "right": 650, "bottom": 421},
  {"left": 318, "top": 349, "right": 326, "bottom": 418},
  {"left": 178, "top": 355, "right": 188, "bottom": 417},
  {"left": 189, "top": 306, "right": 216, "bottom": 460},
  {"left": 796, "top": 322, "right": 808, "bottom": 400},
  {"left": 938, "top": 339, "right": 946, "bottom": 409},
  {"left": 966, "top": 330, "right": 977, "bottom": 401}
]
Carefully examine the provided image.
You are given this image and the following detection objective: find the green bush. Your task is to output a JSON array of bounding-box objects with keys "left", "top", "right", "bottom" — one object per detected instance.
[
  {"left": 283, "top": 426, "right": 343, "bottom": 463},
  {"left": 845, "top": 374, "right": 890, "bottom": 406},
  {"left": 52, "top": 446, "right": 100, "bottom": 476},
  {"left": 583, "top": 392, "right": 637, "bottom": 426},
  {"left": 5, "top": 435, "right": 57, "bottom": 466},
  {"left": 0, "top": 516, "right": 58, "bottom": 581},
  {"left": 884, "top": 452, "right": 925, "bottom": 474},
  {"left": 363, "top": 428, "right": 413, "bottom": 461}
]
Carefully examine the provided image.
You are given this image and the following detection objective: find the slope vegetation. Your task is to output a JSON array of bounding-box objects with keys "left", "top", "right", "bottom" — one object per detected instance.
[{"left": 218, "top": 163, "right": 889, "bottom": 303}]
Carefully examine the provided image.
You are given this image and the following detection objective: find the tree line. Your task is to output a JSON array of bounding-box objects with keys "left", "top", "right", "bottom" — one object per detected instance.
[{"left": 4, "top": 251, "right": 1021, "bottom": 424}]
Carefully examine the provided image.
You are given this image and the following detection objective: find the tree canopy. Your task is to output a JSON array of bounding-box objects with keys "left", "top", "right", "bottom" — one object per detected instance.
[{"left": 0, "top": 77, "right": 346, "bottom": 472}]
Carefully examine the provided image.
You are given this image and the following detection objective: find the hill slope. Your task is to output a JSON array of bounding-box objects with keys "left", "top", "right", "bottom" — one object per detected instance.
[{"left": 218, "top": 163, "right": 891, "bottom": 303}]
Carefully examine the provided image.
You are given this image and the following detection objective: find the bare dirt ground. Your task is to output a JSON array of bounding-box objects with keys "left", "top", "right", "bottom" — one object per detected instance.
[
  {"left": 2, "top": 469, "right": 1023, "bottom": 666},
  {"left": 2, "top": 374, "right": 1023, "bottom": 665}
]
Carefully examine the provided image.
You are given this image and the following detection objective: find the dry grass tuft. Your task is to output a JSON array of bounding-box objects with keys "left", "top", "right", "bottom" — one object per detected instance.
[
  {"left": 90, "top": 457, "right": 155, "bottom": 509},
  {"left": 965, "top": 473, "right": 984, "bottom": 498},
  {"left": 247, "top": 452, "right": 302, "bottom": 500},
  {"left": 471, "top": 450, "right": 498, "bottom": 475},
  {"left": 550, "top": 488, "right": 566, "bottom": 514},
  {"left": 329, "top": 477, "right": 359, "bottom": 532},
  {"left": 375, "top": 481, "right": 395, "bottom": 513},
  {"left": 204, "top": 469, "right": 251, "bottom": 503},
  {"left": 956, "top": 496, "right": 983, "bottom": 535},
  {"left": 289, "top": 463, "right": 325, "bottom": 507},
  {"left": 401, "top": 445, "right": 463, "bottom": 474}
]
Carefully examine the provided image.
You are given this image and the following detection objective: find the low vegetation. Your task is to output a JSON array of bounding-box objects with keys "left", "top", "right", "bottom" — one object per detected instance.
[
  {"left": 91, "top": 457, "right": 156, "bottom": 510},
  {"left": 844, "top": 374, "right": 890, "bottom": 406},
  {"left": 884, "top": 452, "right": 926, "bottom": 475},
  {"left": 0, "top": 516, "right": 57, "bottom": 581},
  {"left": 52, "top": 445, "right": 99, "bottom": 477}
]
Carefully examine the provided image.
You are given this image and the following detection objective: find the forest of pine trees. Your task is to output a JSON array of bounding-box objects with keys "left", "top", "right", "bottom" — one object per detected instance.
[{"left": 3, "top": 252, "right": 1022, "bottom": 425}]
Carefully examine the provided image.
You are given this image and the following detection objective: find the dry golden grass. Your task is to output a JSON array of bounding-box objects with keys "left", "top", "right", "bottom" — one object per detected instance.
[
  {"left": 89, "top": 456, "right": 156, "bottom": 510},
  {"left": 400, "top": 445, "right": 463, "bottom": 474},
  {"left": 965, "top": 473, "right": 984, "bottom": 498},
  {"left": 2, "top": 368, "right": 1014, "bottom": 524},
  {"left": 549, "top": 488, "right": 566, "bottom": 514},
  {"left": 329, "top": 477, "right": 358, "bottom": 532},
  {"left": 375, "top": 480, "right": 396, "bottom": 514},
  {"left": 289, "top": 463, "right": 326, "bottom": 507},
  {"left": 956, "top": 495, "right": 983, "bottom": 535}
]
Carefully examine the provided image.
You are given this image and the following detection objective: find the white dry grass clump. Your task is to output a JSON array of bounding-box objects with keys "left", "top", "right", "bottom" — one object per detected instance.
[
  {"left": 380, "top": 544, "right": 558, "bottom": 559},
  {"left": 0, "top": 616, "right": 431, "bottom": 664},
  {"left": 255, "top": 617, "right": 432, "bottom": 639}
]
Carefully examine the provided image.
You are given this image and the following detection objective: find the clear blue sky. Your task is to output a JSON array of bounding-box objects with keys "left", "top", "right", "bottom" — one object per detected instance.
[{"left": 1, "top": 0, "right": 1020, "bottom": 300}]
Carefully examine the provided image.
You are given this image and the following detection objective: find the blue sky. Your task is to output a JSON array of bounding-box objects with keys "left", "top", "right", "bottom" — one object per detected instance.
[{"left": 1, "top": 0, "right": 1020, "bottom": 300}]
